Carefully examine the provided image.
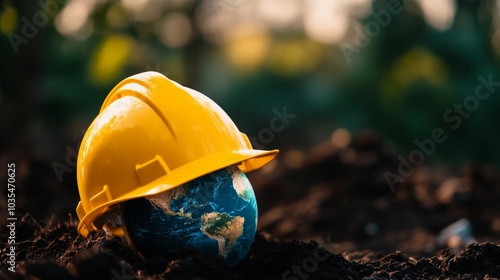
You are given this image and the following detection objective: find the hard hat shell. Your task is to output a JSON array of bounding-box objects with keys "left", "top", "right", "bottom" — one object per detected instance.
[{"left": 76, "top": 71, "right": 278, "bottom": 237}]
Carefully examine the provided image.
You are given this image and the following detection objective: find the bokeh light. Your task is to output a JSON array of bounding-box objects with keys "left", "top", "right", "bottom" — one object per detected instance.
[
  {"left": 223, "top": 23, "right": 270, "bottom": 71},
  {"left": 0, "top": 6, "right": 18, "bottom": 34},
  {"left": 55, "top": 0, "right": 94, "bottom": 39},
  {"left": 156, "top": 12, "right": 193, "bottom": 48},
  {"left": 417, "top": 0, "right": 456, "bottom": 31},
  {"left": 89, "top": 35, "right": 135, "bottom": 85},
  {"left": 257, "top": 0, "right": 302, "bottom": 30},
  {"left": 303, "top": 0, "right": 349, "bottom": 44},
  {"left": 331, "top": 128, "right": 351, "bottom": 149}
]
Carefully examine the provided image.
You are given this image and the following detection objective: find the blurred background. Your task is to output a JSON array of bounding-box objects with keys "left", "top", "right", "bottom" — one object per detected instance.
[{"left": 1, "top": 0, "right": 500, "bottom": 254}]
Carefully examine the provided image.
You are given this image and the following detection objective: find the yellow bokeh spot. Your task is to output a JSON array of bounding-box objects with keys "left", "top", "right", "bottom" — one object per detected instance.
[
  {"left": 383, "top": 48, "right": 448, "bottom": 102},
  {"left": 392, "top": 48, "right": 448, "bottom": 87},
  {"left": 0, "top": 6, "right": 18, "bottom": 34},
  {"left": 90, "top": 35, "right": 135, "bottom": 85},
  {"left": 268, "top": 39, "right": 325, "bottom": 76},
  {"left": 492, "top": 28, "right": 500, "bottom": 58},
  {"left": 223, "top": 24, "right": 270, "bottom": 71}
]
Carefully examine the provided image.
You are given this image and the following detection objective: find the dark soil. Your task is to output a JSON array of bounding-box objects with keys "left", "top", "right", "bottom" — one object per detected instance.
[
  {"left": 1, "top": 132, "right": 500, "bottom": 279},
  {"left": 1, "top": 215, "right": 500, "bottom": 279}
]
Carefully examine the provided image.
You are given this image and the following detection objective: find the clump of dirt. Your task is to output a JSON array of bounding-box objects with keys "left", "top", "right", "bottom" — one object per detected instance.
[{"left": 1, "top": 214, "right": 500, "bottom": 279}]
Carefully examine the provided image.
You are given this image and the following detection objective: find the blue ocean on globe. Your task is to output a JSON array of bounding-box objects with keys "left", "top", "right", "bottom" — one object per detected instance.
[{"left": 122, "top": 166, "right": 258, "bottom": 267}]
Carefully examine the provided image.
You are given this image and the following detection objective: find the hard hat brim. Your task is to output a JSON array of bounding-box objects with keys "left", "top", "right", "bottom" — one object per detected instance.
[{"left": 77, "top": 148, "right": 278, "bottom": 236}]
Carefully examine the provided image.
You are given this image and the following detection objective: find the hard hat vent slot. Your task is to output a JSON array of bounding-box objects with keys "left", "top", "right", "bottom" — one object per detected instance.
[
  {"left": 136, "top": 155, "right": 170, "bottom": 186},
  {"left": 76, "top": 202, "right": 86, "bottom": 221},
  {"left": 89, "top": 185, "right": 113, "bottom": 209}
]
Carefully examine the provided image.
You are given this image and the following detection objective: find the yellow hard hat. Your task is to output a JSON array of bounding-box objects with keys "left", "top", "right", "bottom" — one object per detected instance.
[{"left": 76, "top": 71, "right": 278, "bottom": 237}]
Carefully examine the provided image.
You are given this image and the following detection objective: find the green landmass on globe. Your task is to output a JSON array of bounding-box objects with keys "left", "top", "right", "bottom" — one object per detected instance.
[{"left": 200, "top": 212, "right": 245, "bottom": 257}]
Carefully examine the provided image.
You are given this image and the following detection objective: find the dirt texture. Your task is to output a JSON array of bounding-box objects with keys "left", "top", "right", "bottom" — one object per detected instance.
[
  {"left": 1, "top": 132, "right": 500, "bottom": 279},
  {"left": 1, "top": 215, "right": 500, "bottom": 279}
]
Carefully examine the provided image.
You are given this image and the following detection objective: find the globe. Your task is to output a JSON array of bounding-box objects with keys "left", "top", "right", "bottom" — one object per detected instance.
[{"left": 121, "top": 166, "right": 258, "bottom": 267}]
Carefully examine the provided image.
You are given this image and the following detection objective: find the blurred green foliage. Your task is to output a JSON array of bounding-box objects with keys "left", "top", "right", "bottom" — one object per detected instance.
[{"left": 0, "top": 0, "right": 499, "bottom": 167}]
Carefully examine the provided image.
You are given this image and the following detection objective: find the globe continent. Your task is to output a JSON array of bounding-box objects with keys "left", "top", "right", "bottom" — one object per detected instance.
[{"left": 122, "top": 166, "right": 258, "bottom": 267}]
